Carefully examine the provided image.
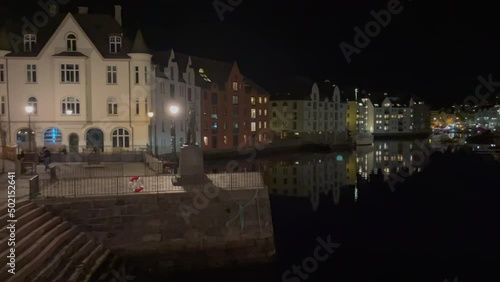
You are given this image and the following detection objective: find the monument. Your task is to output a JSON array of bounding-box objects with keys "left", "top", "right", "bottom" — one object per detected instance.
[{"left": 172, "top": 106, "right": 209, "bottom": 186}]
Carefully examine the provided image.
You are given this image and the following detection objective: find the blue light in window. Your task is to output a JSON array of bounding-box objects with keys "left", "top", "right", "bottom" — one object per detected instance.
[{"left": 336, "top": 155, "right": 344, "bottom": 161}]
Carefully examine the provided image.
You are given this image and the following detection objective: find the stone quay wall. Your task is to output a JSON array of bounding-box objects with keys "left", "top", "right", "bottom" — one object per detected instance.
[{"left": 35, "top": 186, "right": 275, "bottom": 273}]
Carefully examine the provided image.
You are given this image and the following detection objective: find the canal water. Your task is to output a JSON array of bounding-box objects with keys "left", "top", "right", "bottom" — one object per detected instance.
[{"left": 129, "top": 139, "right": 500, "bottom": 282}]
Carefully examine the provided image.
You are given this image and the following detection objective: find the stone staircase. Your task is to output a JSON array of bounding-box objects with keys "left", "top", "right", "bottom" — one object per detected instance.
[{"left": 0, "top": 200, "right": 110, "bottom": 282}]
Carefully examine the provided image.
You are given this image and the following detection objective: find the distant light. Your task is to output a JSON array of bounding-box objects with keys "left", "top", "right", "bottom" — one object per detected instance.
[
  {"left": 169, "top": 105, "right": 179, "bottom": 115},
  {"left": 25, "top": 106, "right": 34, "bottom": 114},
  {"left": 148, "top": 112, "right": 154, "bottom": 118},
  {"left": 66, "top": 109, "right": 73, "bottom": 115}
]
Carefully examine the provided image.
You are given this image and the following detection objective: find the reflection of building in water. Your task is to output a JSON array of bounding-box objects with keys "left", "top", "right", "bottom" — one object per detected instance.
[
  {"left": 356, "top": 141, "right": 424, "bottom": 180},
  {"left": 267, "top": 154, "right": 347, "bottom": 210}
]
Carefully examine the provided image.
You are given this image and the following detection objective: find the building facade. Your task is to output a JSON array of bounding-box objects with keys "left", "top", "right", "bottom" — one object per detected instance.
[
  {"left": 190, "top": 56, "right": 270, "bottom": 152},
  {"left": 150, "top": 50, "right": 202, "bottom": 156},
  {"left": 271, "top": 78, "right": 347, "bottom": 145},
  {"left": 0, "top": 6, "right": 152, "bottom": 153}
]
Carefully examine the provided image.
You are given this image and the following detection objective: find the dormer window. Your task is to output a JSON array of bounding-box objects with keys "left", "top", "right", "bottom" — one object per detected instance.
[
  {"left": 66, "top": 33, "right": 77, "bottom": 51},
  {"left": 24, "top": 34, "right": 36, "bottom": 52},
  {"left": 109, "top": 36, "right": 122, "bottom": 53}
]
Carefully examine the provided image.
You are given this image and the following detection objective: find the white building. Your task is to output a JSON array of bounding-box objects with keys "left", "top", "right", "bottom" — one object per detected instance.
[
  {"left": 271, "top": 78, "right": 347, "bottom": 145},
  {"left": 373, "top": 97, "right": 412, "bottom": 134},
  {"left": 475, "top": 105, "right": 500, "bottom": 130},
  {"left": 151, "top": 50, "right": 202, "bottom": 156},
  {"left": 0, "top": 5, "right": 152, "bottom": 153}
]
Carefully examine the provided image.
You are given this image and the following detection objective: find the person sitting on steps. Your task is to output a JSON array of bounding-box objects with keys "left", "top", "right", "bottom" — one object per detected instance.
[{"left": 42, "top": 147, "right": 52, "bottom": 172}]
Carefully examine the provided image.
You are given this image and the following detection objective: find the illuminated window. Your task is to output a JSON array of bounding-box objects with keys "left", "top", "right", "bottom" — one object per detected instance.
[
  {"left": 203, "top": 136, "right": 208, "bottom": 146},
  {"left": 251, "top": 122, "right": 256, "bottom": 132},
  {"left": 251, "top": 109, "right": 256, "bottom": 119},
  {"left": 43, "top": 128, "right": 62, "bottom": 144},
  {"left": 28, "top": 97, "right": 38, "bottom": 114},
  {"left": 251, "top": 97, "right": 256, "bottom": 105}
]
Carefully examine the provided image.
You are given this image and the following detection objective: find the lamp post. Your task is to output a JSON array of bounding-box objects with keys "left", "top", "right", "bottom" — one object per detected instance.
[
  {"left": 25, "top": 105, "right": 34, "bottom": 152},
  {"left": 169, "top": 105, "right": 179, "bottom": 162},
  {"left": 148, "top": 111, "right": 154, "bottom": 154}
]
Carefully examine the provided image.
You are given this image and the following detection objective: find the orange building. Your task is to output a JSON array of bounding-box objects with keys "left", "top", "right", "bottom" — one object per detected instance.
[{"left": 189, "top": 56, "right": 270, "bottom": 151}]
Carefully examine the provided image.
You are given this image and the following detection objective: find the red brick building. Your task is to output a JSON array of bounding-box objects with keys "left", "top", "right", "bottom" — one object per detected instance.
[{"left": 189, "top": 56, "right": 270, "bottom": 151}]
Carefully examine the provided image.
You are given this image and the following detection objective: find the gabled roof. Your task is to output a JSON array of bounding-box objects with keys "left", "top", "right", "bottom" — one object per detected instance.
[
  {"left": 272, "top": 76, "right": 315, "bottom": 101},
  {"left": 151, "top": 49, "right": 172, "bottom": 75},
  {"left": 188, "top": 55, "right": 234, "bottom": 89},
  {"left": 4, "top": 12, "right": 133, "bottom": 58},
  {"left": 244, "top": 76, "right": 270, "bottom": 96}
]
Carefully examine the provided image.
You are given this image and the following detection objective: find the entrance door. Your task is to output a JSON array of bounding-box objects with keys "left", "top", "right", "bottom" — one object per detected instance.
[
  {"left": 86, "top": 129, "right": 104, "bottom": 151},
  {"left": 69, "top": 133, "right": 79, "bottom": 153}
]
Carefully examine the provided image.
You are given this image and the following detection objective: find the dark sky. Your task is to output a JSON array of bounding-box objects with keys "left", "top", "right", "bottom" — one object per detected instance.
[{"left": 1, "top": 0, "right": 499, "bottom": 108}]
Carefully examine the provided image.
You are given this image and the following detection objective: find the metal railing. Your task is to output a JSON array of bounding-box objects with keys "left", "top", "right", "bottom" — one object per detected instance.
[
  {"left": 55, "top": 162, "right": 125, "bottom": 179},
  {"left": 29, "top": 175, "right": 39, "bottom": 199},
  {"left": 32, "top": 172, "right": 266, "bottom": 199}
]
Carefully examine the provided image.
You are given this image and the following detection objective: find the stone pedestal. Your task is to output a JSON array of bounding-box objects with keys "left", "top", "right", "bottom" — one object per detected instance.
[{"left": 172, "top": 145, "right": 209, "bottom": 186}]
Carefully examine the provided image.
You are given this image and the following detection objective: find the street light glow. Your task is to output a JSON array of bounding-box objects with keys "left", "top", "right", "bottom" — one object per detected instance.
[
  {"left": 25, "top": 105, "right": 34, "bottom": 114},
  {"left": 148, "top": 112, "right": 154, "bottom": 118},
  {"left": 169, "top": 105, "right": 179, "bottom": 115}
]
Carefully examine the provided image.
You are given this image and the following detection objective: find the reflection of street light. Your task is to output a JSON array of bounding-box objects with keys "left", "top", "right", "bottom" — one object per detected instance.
[
  {"left": 169, "top": 105, "right": 179, "bottom": 162},
  {"left": 147, "top": 112, "right": 154, "bottom": 154},
  {"left": 25, "top": 105, "right": 34, "bottom": 152},
  {"left": 66, "top": 109, "right": 73, "bottom": 115}
]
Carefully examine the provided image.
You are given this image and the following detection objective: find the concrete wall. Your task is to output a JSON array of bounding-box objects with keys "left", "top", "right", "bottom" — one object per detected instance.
[{"left": 36, "top": 186, "right": 275, "bottom": 273}]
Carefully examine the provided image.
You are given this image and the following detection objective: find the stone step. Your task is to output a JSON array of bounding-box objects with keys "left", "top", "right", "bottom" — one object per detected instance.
[
  {"left": 4, "top": 225, "right": 76, "bottom": 282},
  {"left": 0, "top": 221, "right": 71, "bottom": 281},
  {"left": 0, "top": 202, "right": 38, "bottom": 231},
  {"left": 0, "top": 199, "right": 30, "bottom": 217},
  {"left": 53, "top": 239, "right": 96, "bottom": 282},
  {"left": 0, "top": 216, "right": 62, "bottom": 268},
  {"left": 30, "top": 232, "right": 89, "bottom": 282},
  {"left": 0, "top": 211, "right": 53, "bottom": 254},
  {"left": 67, "top": 244, "right": 104, "bottom": 282},
  {"left": 82, "top": 249, "right": 111, "bottom": 282}
]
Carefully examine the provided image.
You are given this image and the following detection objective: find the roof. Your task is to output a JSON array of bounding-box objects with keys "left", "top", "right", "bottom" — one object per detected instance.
[
  {"left": 244, "top": 76, "right": 270, "bottom": 96},
  {"left": 188, "top": 55, "right": 234, "bottom": 89},
  {"left": 130, "top": 29, "right": 150, "bottom": 54},
  {"left": 272, "top": 76, "right": 315, "bottom": 101},
  {"left": 152, "top": 49, "right": 191, "bottom": 83},
  {"left": 0, "top": 26, "right": 12, "bottom": 51},
  {"left": 52, "top": 51, "right": 88, "bottom": 57},
  {"left": 151, "top": 50, "right": 172, "bottom": 74},
  {"left": 4, "top": 12, "right": 134, "bottom": 58}
]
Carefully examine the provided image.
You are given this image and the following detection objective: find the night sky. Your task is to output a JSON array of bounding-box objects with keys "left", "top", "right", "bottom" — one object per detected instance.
[{"left": 1, "top": 0, "right": 499, "bottom": 108}]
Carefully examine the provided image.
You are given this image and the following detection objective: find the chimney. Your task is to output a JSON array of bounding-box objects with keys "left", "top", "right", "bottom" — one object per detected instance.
[
  {"left": 48, "top": 4, "right": 58, "bottom": 17},
  {"left": 78, "top": 7, "right": 88, "bottom": 14},
  {"left": 114, "top": 5, "right": 122, "bottom": 26}
]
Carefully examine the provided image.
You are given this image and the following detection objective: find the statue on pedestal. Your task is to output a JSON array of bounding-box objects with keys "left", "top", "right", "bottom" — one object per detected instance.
[{"left": 185, "top": 105, "right": 196, "bottom": 146}]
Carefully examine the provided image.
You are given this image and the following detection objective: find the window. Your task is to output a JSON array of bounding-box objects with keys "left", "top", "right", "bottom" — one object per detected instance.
[
  {"left": 259, "top": 97, "right": 262, "bottom": 104},
  {"left": 211, "top": 107, "right": 218, "bottom": 119},
  {"left": 188, "top": 88, "right": 192, "bottom": 101},
  {"left": 232, "top": 95, "right": 238, "bottom": 104},
  {"left": 0, "top": 64, "right": 4, "bottom": 82},
  {"left": 264, "top": 121, "right": 267, "bottom": 129},
  {"left": 203, "top": 136, "right": 208, "bottom": 146},
  {"left": 144, "top": 66, "right": 149, "bottom": 84},
  {"left": 170, "top": 67, "right": 174, "bottom": 81},
  {"left": 27, "top": 65, "right": 37, "bottom": 83},
  {"left": 107, "top": 97, "right": 118, "bottom": 115},
  {"left": 264, "top": 97, "right": 268, "bottom": 103},
  {"left": 212, "top": 122, "right": 218, "bottom": 134},
  {"left": 107, "top": 66, "right": 117, "bottom": 84},
  {"left": 170, "top": 84, "right": 175, "bottom": 98},
  {"left": 251, "top": 96, "right": 256, "bottom": 105},
  {"left": 232, "top": 82, "right": 238, "bottom": 91},
  {"left": 145, "top": 98, "right": 148, "bottom": 114},
  {"left": 224, "top": 136, "right": 227, "bottom": 144},
  {"left": 24, "top": 34, "right": 36, "bottom": 52},
  {"left": 43, "top": 128, "right": 62, "bottom": 144},
  {"left": 233, "top": 122, "right": 239, "bottom": 134},
  {"left": 251, "top": 109, "right": 256, "bottom": 119},
  {"left": 112, "top": 128, "right": 130, "bottom": 148},
  {"left": 233, "top": 135, "right": 238, "bottom": 147},
  {"left": 251, "top": 122, "right": 256, "bottom": 132},
  {"left": 135, "top": 98, "right": 140, "bottom": 115},
  {"left": 1, "top": 96, "right": 5, "bottom": 115},
  {"left": 211, "top": 93, "right": 218, "bottom": 105},
  {"left": 66, "top": 34, "right": 77, "bottom": 51},
  {"left": 259, "top": 121, "right": 262, "bottom": 129},
  {"left": 109, "top": 36, "right": 122, "bottom": 53},
  {"left": 259, "top": 109, "right": 262, "bottom": 116},
  {"left": 60, "top": 64, "right": 79, "bottom": 83},
  {"left": 233, "top": 107, "right": 239, "bottom": 117},
  {"left": 264, "top": 109, "right": 267, "bottom": 116},
  {"left": 61, "top": 97, "right": 80, "bottom": 114},
  {"left": 28, "top": 97, "right": 38, "bottom": 114},
  {"left": 134, "top": 66, "right": 139, "bottom": 84}
]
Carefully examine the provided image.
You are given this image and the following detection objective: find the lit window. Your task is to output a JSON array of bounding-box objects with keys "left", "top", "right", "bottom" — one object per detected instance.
[
  {"left": 251, "top": 109, "right": 256, "bottom": 119},
  {"left": 43, "top": 128, "right": 62, "bottom": 144},
  {"left": 251, "top": 97, "right": 256, "bottom": 105},
  {"left": 224, "top": 136, "right": 227, "bottom": 144},
  {"left": 251, "top": 122, "right": 256, "bottom": 132},
  {"left": 264, "top": 109, "right": 267, "bottom": 116},
  {"left": 24, "top": 34, "right": 36, "bottom": 52},
  {"left": 232, "top": 95, "right": 238, "bottom": 105},
  {"left": 232, "top": 82, "right": 238, "bottom": 91},
  {"left": 203, "top": 136, "right": 208, "bottom": 146},
  {"left": 259, "top": 97, "right": 262, "bottom": 104},
  {"left": 264, "top": 97, "right": 268, "bottom": 103}
]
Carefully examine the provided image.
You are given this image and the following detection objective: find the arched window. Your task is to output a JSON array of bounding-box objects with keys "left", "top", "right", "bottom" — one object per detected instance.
[
  {"left": 112, "top": 128, "right": 130, "bottom": 148},
  {"left": 28, "top": 97, "right": 38, "bottom": 115},
  {"left": 24, "top": 34, "right": 36, "bottom": 52},
  {"left": 61, "top": 97, "right": 80, "bottom": 115},
  {"left": 107, "top": 97, "right": 118, "bottom": 115},
  {"left": 43, "top": 128, "right": 62, "bottom": 144},
  {"left": 66, "top": 33, "right": 77, "bottom": 51}
]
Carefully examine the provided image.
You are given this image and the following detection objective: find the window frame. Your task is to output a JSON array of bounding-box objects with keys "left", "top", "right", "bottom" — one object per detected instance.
[
  {"left": 106, "top": 65, "right": 117, "bottom": 84},
  {"left": 109, "top": 36, "right": 122, "bottom": 53},
  {"left": 26, "top": 64, "right": 37, "bottom": 83},
  {"left": 24, "top": 34, "right": 37, "bottom": 52},
  {"left": 61, "top": 97, "right": 80, "bottom": 115},
  {"left": 60, "top": 64, "right": 80, "bottom": 83},
  {"left": 66, "top": 33, "right": 77, "bottom": 52}
]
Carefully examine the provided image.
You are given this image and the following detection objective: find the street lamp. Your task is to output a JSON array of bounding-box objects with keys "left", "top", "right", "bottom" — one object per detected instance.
[
  {"left": 25, "top": 105, "right": 34, "bottom": 152},
  {"left": 147, "top": 111, "right": 154, "bottom": 154},
  {"left": 169, "top": 105, "right": 179, "bottom": 162}
]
